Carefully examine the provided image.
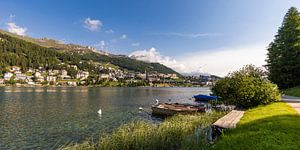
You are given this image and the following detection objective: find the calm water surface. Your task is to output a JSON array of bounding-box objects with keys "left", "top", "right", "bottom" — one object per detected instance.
[{"left": 0, "top": 87, "right": 210, "bottom": 149}]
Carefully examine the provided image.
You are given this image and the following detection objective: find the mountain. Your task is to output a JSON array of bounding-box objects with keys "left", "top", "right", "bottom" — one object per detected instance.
[{"left": 0, "top": 30, "right": 180, "bottom": 76}]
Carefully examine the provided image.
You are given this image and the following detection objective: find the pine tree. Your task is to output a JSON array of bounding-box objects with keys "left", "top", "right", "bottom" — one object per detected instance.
[{"left": 266, "top": 7, "right": 300, "bottom": 88}]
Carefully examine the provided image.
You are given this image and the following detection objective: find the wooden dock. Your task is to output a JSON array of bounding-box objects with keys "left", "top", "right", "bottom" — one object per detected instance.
[{"left": 213, "top": 110, "right": 244, "bottom": 129}]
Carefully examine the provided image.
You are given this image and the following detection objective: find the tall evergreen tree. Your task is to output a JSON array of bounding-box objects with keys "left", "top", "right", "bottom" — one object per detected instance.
[{"left": 266, "top": 7, "right": 300, "bottom": 88}]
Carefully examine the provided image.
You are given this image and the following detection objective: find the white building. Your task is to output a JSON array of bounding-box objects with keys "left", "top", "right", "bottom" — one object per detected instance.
[
  {"left": 0, "top": 79, "right": 4, "bottom": 84},
  {"left": 70, "top": 65, "right": 78, "bottom": 70},
  {"left": 27, "top": 68, "right": 34, "bottom": 73},
  {"left": 46, "top": 76, "right": 57, "bottom": 82},
  {"left": 35, "top": 72, "right": 42, "bottom": 78},
  {"left": 137, "top": 73, "right": 147, "bottom": 80},
  {"left": 76, "top": 71, "right": 89, "bottom": 80},
  {"left": 49, "top": 70, "right": 59, "bottom": 76},
  {"left": 36, "top": 77, "right": 45, "bottom": 83},
  {"left": 14, "top": 70, "right": 22, "bottom": 74},
  {"left": 15, "top": 73, "right": 27, "bottom": 81},
  {"left": 11, "top": 66, "right": 21, "bottom": 72},
  {"left": 60, "top": 70, "right": 70, "bottom": 79},
  {"left": 67, "top": 81, "right": 77, "bottom": 86},
  {"left": 99, "top": 74, "right": 110, "bottom": 80},
  {"left": 26, "top": 76, "right": 34, "bottom": 83},
  {"left": 170, "top": 74, "right": 179, "bottom": 80},
  {"left": 4, "top": 72, "right": 13, "bottom": 81}
]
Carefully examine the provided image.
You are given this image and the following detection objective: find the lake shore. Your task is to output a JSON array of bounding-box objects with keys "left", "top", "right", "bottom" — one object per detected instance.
[
  {"left": 63, "top": 111, "right": 227, "bottom": 150},
  {"left": 0, "top": 83, "right": 208, "bottom": 88}
]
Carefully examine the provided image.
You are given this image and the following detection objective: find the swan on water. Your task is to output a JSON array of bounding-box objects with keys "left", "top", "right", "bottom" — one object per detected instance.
[
  {"left": 98, "top": 109, "right": 102, "bottom": 115},
  {"left": 155, "top": 99, "right": 159, "bottom": 105},
  {"left": 139, "top": 107, "right": 143, "bottom": 111}
]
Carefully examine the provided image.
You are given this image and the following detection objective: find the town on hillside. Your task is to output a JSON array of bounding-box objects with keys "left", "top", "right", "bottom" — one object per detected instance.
[{"left": 0, "top": 65, "right": 218, "bottom": 86}]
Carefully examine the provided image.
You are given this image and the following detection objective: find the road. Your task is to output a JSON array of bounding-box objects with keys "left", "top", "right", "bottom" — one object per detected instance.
[{"left": 282, "top": 95, "right": 300, "bottom": 114}]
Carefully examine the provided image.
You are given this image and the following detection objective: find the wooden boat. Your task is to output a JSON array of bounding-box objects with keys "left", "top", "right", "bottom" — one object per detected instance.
[{"left": 151, "top": 103, "right": 207, "bottom": 116}]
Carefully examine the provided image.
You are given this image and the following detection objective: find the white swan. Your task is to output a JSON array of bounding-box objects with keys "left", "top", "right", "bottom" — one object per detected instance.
[
  {"left": 155, "top": 99, "right": 159, "bottom": 105},
  {"left": 98, "top": 109, "right": 102, "bottom": 115}
]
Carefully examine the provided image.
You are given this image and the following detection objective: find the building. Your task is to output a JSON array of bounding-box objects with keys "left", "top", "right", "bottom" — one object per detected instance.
[
  {"left": 15, "top": 73, "right": 27, "bottom": 81},
  {"left": 125, "top": 73, "right": 135, "bottom": 79},
  {"left": 60, "top": 70, "right": 70, "bottom": 79},
  {"left": 170, "top": 74, "right": 179, "bottom": 80},
  {"left": 61, "top": 70, "right": 68, "bottom": 76},
  {"left": 0, "top": 79, "right": 4, "bottom": 84},
  {"left": 99, "top": 74, "right": 110, "bottom": 80},
  {"left": 70, "top": 65, "right": 78, "bottom": 70},
  {"left": 27, "top": 68, "right": 34, "bottom": 73},
  {"left": 26, "top": 76, "right": 34, "bottom": 84},
  {"left": 11, "top": 66, "right": 21, "bottom": 72},
  {"left": 76, "top": 71, "right": 89, "bottom": 80},
  {"left": 46, "top": 76, "right": 57, "bottom": 82},
  {"left": 137, "top": 73, "right": 147, "bottom": 80},
  {"left": 67, "top": 81, "right": 77, "bottom": 86},
  {"left": 14, "top": 70, "right": 22, "bottom": 74},
  {"left": 49, "top": 70, "right": 60, "bottom": 76},
  {"left": 35, "top": 72, "right": 42, "bottom": 78},
  {"left": 4, "top": 72, "right": 13, "bottom": 81},
  {"left": 36, "top": 77, "right": 45, "bottom": 83}
]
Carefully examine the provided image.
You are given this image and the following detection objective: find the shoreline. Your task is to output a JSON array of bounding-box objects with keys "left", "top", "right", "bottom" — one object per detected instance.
[{"left": 0, "top": 84, "right": 209, "bottom": 88}]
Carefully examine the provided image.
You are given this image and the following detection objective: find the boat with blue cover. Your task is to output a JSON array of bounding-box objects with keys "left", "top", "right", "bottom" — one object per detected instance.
[{"left": 193, "top": 94, "right": 217, "bottom": 101}]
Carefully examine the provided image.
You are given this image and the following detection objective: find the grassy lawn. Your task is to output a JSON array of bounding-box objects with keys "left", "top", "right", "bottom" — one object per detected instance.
[
  {"left": 214, "top": 102, "right": 300, "bottom": 150},
  {"left": 285, "top": 86, "right": 300, "bottom": 97}
]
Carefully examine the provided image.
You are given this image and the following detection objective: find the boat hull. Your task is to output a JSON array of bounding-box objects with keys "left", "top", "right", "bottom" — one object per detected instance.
[{"left": 151, "top": 103, "right": 206, "bottom": 116}]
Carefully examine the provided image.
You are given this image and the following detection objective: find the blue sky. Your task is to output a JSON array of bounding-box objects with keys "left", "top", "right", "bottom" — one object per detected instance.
[{"left": 0, "top": 0, "right": 300, "bottom": 76}]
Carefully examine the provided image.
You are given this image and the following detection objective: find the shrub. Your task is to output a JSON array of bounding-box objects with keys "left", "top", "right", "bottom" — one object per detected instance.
[{"left": 212, "top": 65, "right": 281, "bottom": 108}]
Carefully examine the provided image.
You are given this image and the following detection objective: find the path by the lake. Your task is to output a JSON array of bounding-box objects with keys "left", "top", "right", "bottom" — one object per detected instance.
[{"left": 282, "top": 95, "right": 300, "bottom": 114}]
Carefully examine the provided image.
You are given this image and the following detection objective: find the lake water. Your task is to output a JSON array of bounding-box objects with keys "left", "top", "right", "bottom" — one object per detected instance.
[{"left": 0, "top": 87, "right": 210, "bottom": 149}]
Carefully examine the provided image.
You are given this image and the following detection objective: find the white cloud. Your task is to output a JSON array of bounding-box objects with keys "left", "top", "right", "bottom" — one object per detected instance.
[
  {"left": 6, "top": 22, "right": 27, "bottom": 36},
  {"left": 153, "top": 32, "right": 222, "bottom": 38},
  {"left": 120, "top": 34, "right": 127, "bottom": 39},
  {"left": 84, "top": 17, "right": 102, "bottom": 31},
  {"left": 129, "top": 48, "right": 186, "bottom": 72},
  {"left": 106, "top": 29, "right": 114, "bottom": 34},
  {"left": 95, "top": 40, "right": 106, "bottom": 50},
  {"left": 131, "top": 42, "right": 140, "bottom": 46},
  {"left": 176, "top": 45, "right": 268, "bottom": 76},
  {"left": 99, "top": 40, "right": 105, "bottom": 50},
  {"left": 129, "top": 44, "right": 268, "bottom": 77}
]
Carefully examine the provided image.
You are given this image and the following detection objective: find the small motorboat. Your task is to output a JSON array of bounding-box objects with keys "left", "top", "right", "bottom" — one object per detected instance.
[
  {"left": 151, "top": 102, "right": 207, "bottom": 116},
  {"left": 193, "top": 94, "right": 217, "bottom": 102}
]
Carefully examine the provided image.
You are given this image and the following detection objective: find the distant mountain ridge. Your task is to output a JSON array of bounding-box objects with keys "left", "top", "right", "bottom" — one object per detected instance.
[{"left": 0, "top": 29, "right": 180, "bottom": 76}]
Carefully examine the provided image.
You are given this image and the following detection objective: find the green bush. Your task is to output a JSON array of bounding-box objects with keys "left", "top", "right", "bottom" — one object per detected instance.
[{"left": 212, "top": 65, "right": 281, "bottom": 108}]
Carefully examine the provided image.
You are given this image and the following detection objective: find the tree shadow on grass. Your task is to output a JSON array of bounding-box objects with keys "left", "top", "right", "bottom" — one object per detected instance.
[{"left": 214, "top": 114, "right": 300, "bottom": 150}]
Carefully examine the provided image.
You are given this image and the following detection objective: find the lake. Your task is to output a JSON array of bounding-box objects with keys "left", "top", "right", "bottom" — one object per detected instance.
[{"left": 0, "top": 87, "right": 210, "bottom": 149}]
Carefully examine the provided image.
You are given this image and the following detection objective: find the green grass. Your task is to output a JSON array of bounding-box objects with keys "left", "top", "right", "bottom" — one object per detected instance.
[
  {"left": 284, "top": 86, "right": 300, "bottom": 97},
  {"left": 62, "top": 111, "right": 226, "bottom": 150},
  {"left": 214, "top": 102, "right": 300, "bottom": 150}
]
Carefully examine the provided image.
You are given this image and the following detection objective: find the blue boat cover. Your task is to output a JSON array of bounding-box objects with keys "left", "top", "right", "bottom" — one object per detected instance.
[{"left": 193, "top": 94, "right": 217, "bottom": 101}]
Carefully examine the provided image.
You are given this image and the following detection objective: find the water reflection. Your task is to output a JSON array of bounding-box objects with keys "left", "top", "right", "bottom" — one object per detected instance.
[{"left": 0, "top": 87, "right": 209, "bottom": 149}]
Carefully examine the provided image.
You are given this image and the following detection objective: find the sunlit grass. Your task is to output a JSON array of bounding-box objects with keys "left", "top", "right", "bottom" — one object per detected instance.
[
  {"left": 214, "top": 102, "right": 300, "bottom": 150},
  {"left": 62, "top": 111, "right": 226, "bottom": 150}
]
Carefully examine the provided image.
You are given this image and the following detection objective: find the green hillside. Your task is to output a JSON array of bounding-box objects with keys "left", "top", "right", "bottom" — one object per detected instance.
[{"left": 0, "top": 30, "right": 180, "bottom": 76}]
